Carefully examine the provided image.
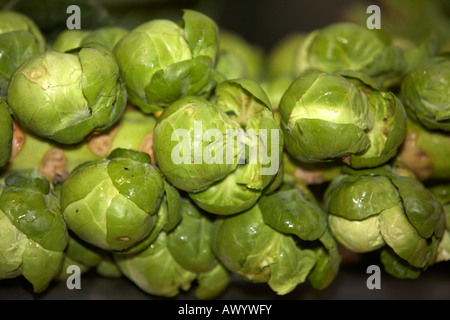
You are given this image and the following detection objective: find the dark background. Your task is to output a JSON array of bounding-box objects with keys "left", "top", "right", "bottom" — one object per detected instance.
[
  {"left": 4, "top": 0, "right": 449, "bottom": 51},
  {"left": 1, "top": 0, "right": 448, "bottom": 52},
  {"left": 0, "top": 0, "right": 449, "bottom": 300}
]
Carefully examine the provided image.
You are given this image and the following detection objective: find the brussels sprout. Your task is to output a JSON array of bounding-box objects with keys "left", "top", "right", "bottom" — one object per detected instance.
[
  {"left": 153, "top": 79, "right": 283, "bottom": 215},
  {"left": 341, "top": 71, "right": 407, "bottom": 168},
  {"left": 113, "top": 9, "right": 219, "bottom": 113},
  {"left": 294, "top": 22, "right": 406, "bottom": 90},
  {"left": 324, "top": 165, "right": 446, "bottom": 279},
  {"left": 7, "top": 42, "right": 127, "bottom": 144},
  {"left": 0, "top": 10, "right": 45, "bottom": 100},
  {"left": 0, "top": 97, "right": 13, "bottom": 168},
  {"left": 211, "top": 182, "right": 340, "bottom": 294},
  {"left": 154, "top": 96, "right": 239, "bottom": 193},
  {"left": 0, "top": 169, "right": 68, "bottom": 292},
  {"left": 115, "top": 231, "right": 196, "bottom": 298},
  {"left": 167, "top": 198, "right": 230, "bottom": 299},
  {"left": 279, "top": 70, "right": 406, "bottom": 168},
  {"left": 60, "top": 148, "right": 169, "bottom": 252},
  {"left": 8, "top": 108, "right": 157, "bottom": 184},
  {"left": 115, "top": 198, "right": 229, "bottom": 299},
  {"left": 395, "top": 118, "right": 450, "bottom": 181},
  {"left": 429, "top": 185, "right": 450, "bottom": 263},
  {"left": 215, "top": 30, "right": 265, "bottom": 82},
  {"left": 400, "top": 54, "right": 450, "bottom": 131},
  {"left": 53, "top": 26, "right": 128, "bottom": 52}
]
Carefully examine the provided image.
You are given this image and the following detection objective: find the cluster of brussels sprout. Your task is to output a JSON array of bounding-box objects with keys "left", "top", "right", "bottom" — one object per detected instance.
[{"left": 0, "top": 6, "right": 449, "bottom": 299}]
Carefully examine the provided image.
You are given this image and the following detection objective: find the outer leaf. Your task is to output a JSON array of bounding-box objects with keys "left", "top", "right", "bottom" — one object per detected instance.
[
  {"left": 390, "top": 174, "right": 446, "bottom": 239},
  {"left": 326, "top": 175, "right": 400, "bottom": 220},
  {"left": 189, "top": 172, "right": 261, "bottom": 215},
  {"left": 195, "top": 263, "right": 230, "bottom": 300},
  {"left": 162, "top": 181, "right": 182, "bottom": 232},
  {"left": 259, "top": 187, "right": 327, "bottom": 241},
  {"left": 22, "top": 240, "right": 64, "bottom": 293},
  {"left": 182, "top": 9, "right": 219, "bottom": 61},
  {"left": 0, "top": 172, "right": 67, "bottom": 252},
  {"left": 167, "top": 198, "right": 216, "bottom": 273},
  {"left": 379, "top": 206, "right": 429, "bottom": 268},
  {"left": 0, "top": 208, "right": 27, "bottom": 279},
  {"left": 308, "top": 230, "right": 341, "bottom": 290},
  {"left": 266, "top": 234, "right": 316, "bottom": 295},
  {"left": 107, "top": 157, "right": 164, "bottom": 214},
  {"left": 380, "top": 247, "right": 421, "bottom": 280},
  {"left": 105, "top": 194, "right": 157, "bottom": 251},
  {"left": 144, "top": 56, "right": 216, "bottom": 111}
]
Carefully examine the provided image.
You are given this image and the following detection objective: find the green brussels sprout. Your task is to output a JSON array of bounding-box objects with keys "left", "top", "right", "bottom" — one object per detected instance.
[
  {"left": 279, "top": 70, "right": 406, "bottom": 168},
  {"left": 153, "top": 79, "right": 283, "bottom": 215},
  {"left": 60, "top": 148, "right": 169, "bottom": 252},
  {"left": 7, "top": 42, "right": 127, "bottom": 145},
  {"left": 154, "top": 96, "right": 239, "bottom": 193},
  {"left": 115, "top": 198, "right": 229, "bottom": 299},
  {"left": 0, "top": 10, "right": 45, "bottom": 100},
  {"left": 114, "top": 174, "right": 183, "bottom": 257},
  {"left": 167, "top": 198, "right": 230, "bottom": 299},
  {"left": 395, "top": 118, "right": 450, "bottom": 181},
  {"left": 211, "top": 182, "right": 340, "bottom": 295},
  {"left": 0, "top": 169, "right": 68, "bottom": 293},
  {"left": 294, "top": 22, "right": 406, "bottom": 90},
  {"left": 113, "top": 9, "right": 219, "bottom": 114},
  {"left": 0, "top": 97, "right": 13, "bottom": 168},
  {"left": 429, "top": 185, "right": 450, "bottom": 263},
  {"left": 341, "top": 71, "right": 407, "bottom": 168},
  {"left": 115, "top": 231, "right": 196, "bottom": 298},
  {"left": 400, "top": 54, "right": 450, "bottom": 131},
  {"left": 324, "top": 165, "right": 446, "bottom": 279},
  {"left": 215, "top": 30, "right": 265, "bottom": 82},
  {"left": 8, "top": 108, "right": 157, "bottom": 184},
  {"left": 53, "top": 26, "right": 128, "bottom": 52}
]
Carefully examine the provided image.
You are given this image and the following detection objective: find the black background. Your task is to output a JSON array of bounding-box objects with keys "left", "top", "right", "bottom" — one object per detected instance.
[{"left": 0, "top": 0, "right": 449, "bottom": 301}]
